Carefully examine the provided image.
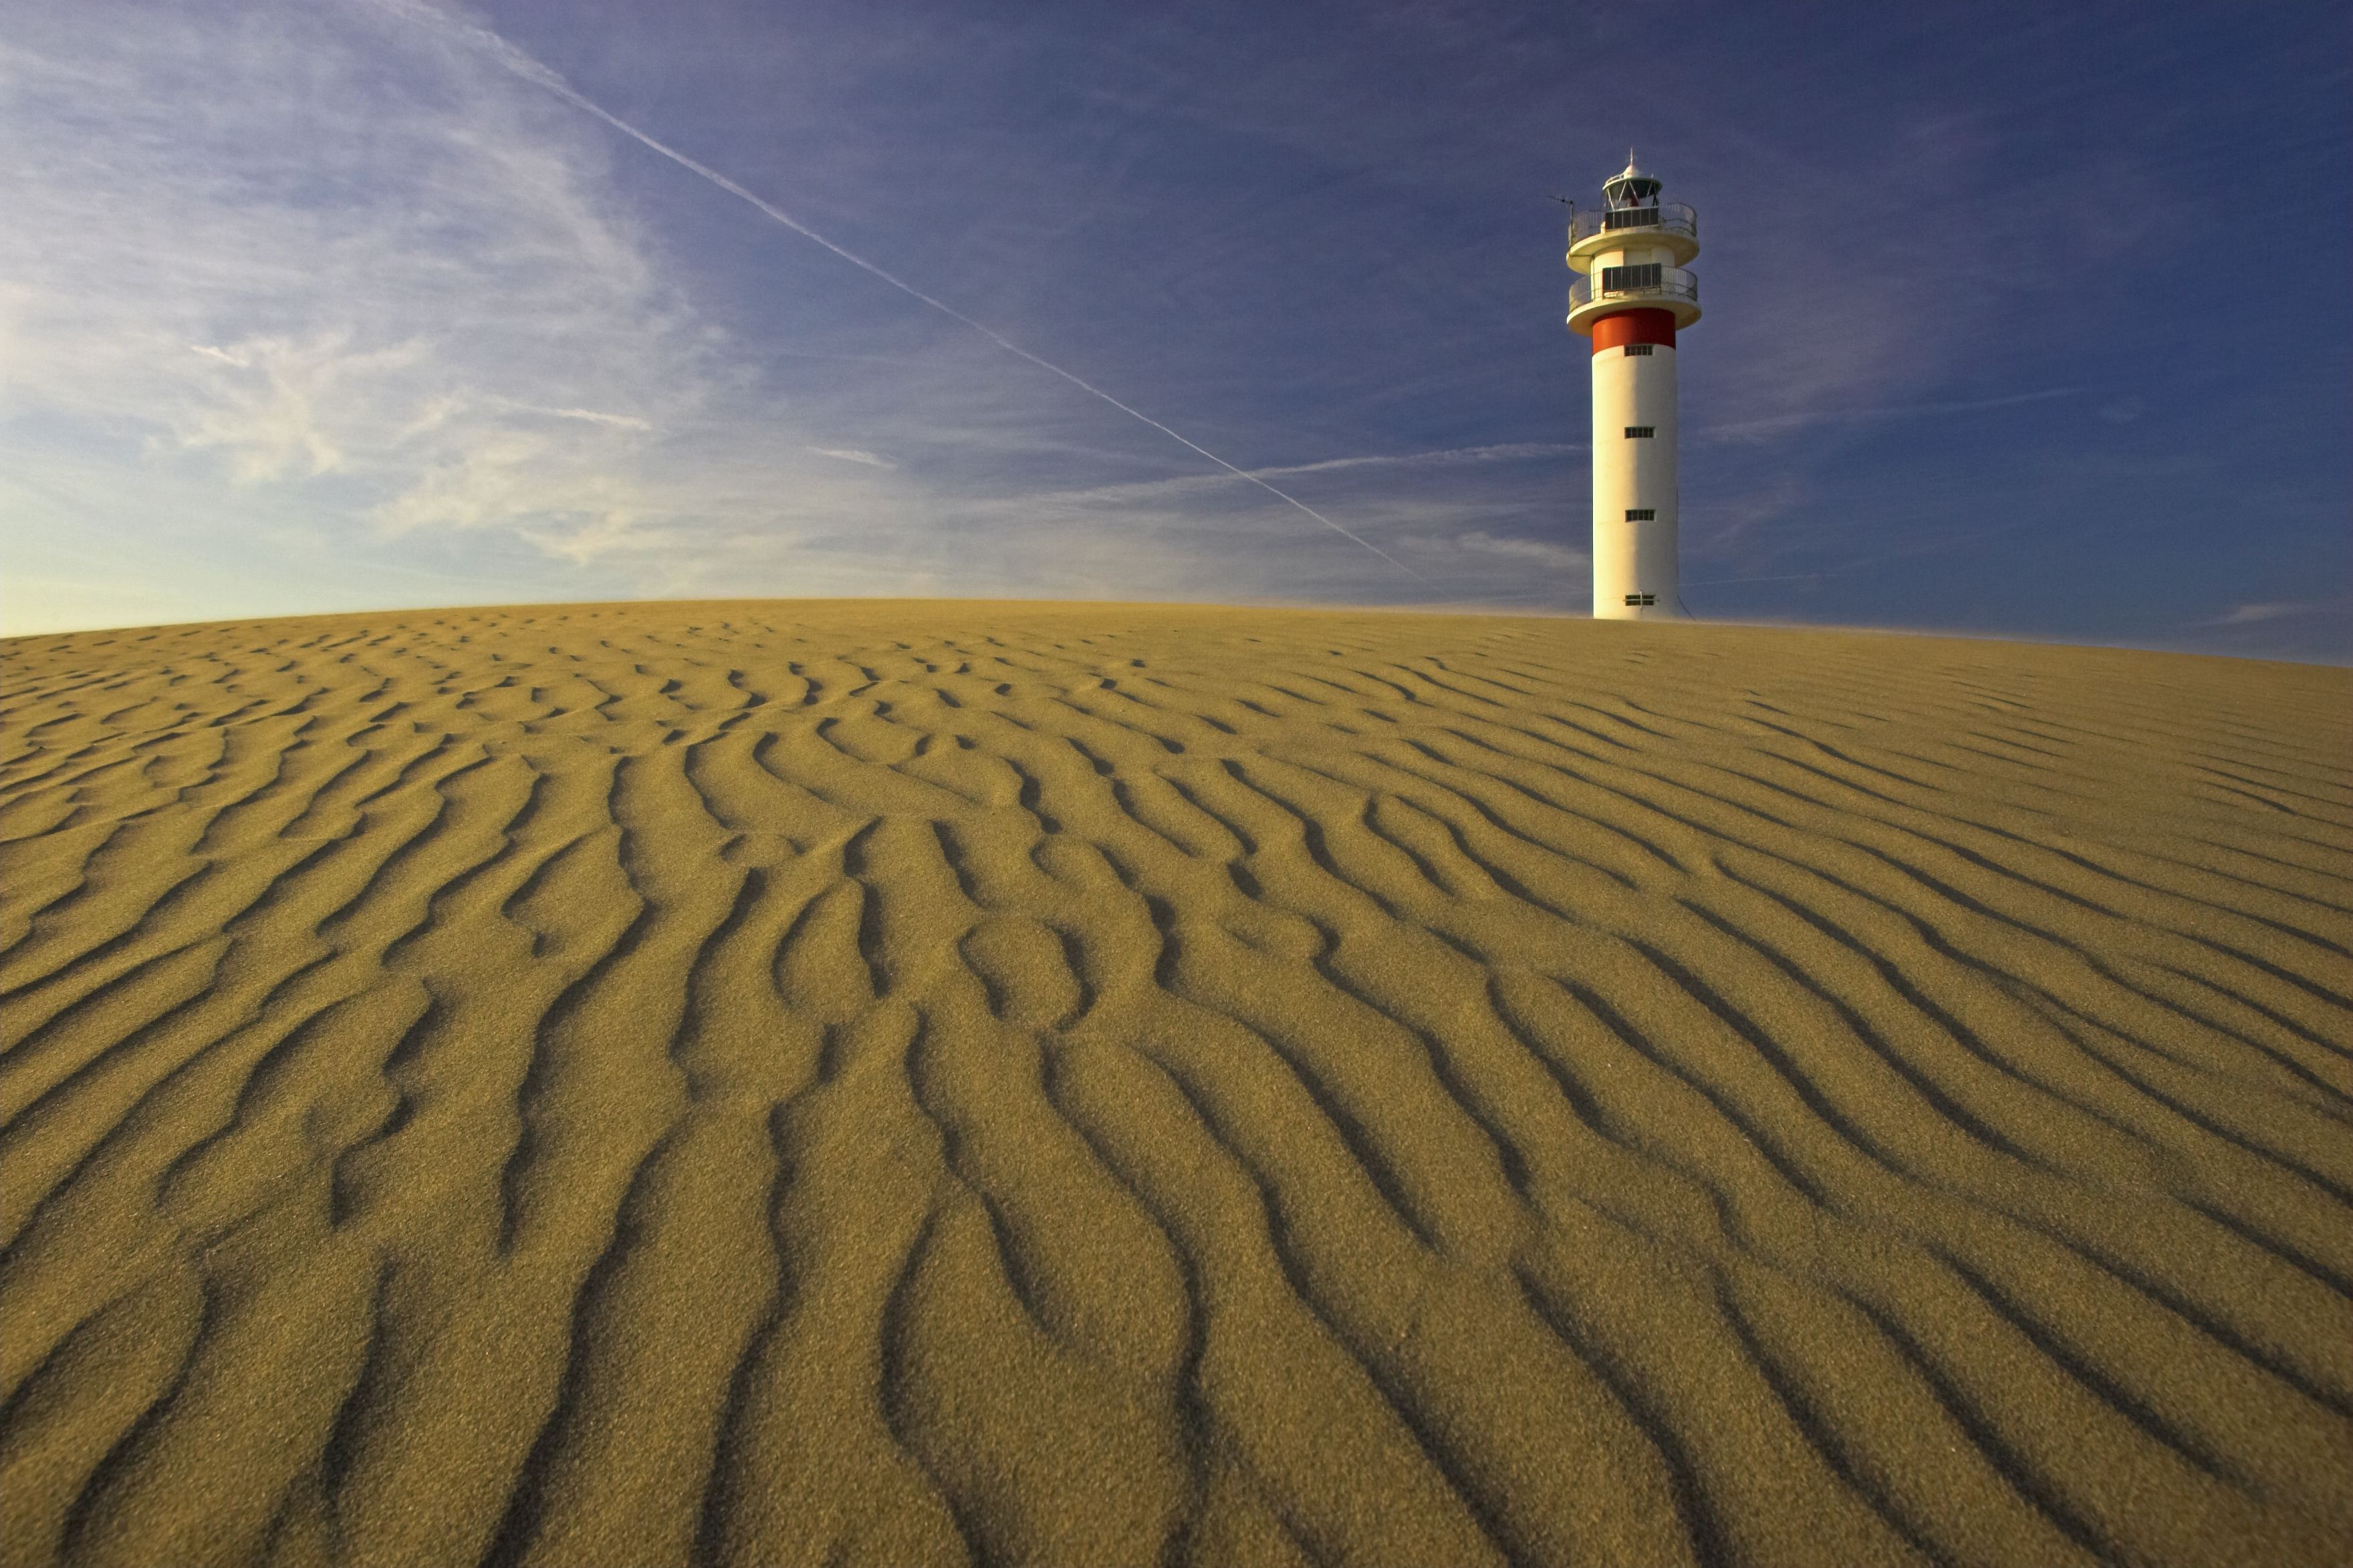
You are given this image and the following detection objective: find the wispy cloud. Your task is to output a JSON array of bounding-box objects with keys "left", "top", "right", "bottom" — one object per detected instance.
[
  {"left": 1003, "top": 440, "right": 1582, "bottom": 512},
  {"left": 515, "top": 405, "right": 656, "bottom": 430},
  {"left": 2206, "top": 598, "right": 2344, "bottom": 626},
  {"left": 1453, "top": 531, "right": 1588, "bottom": 569},
  {"left": 1, "top": 5, "right": 727, "bottom": 561},
  {"left": 1263, "top": 442, "right": 1584, "bottom": 477},
  {"left": 5, "top": 1, "right": 2333, "bottom": 656},
  {"left": 1695, "top": 387, "right": 2080, "bottom": 444},
  {"left": 1, "top": 1, "right": 1574, "bottom": 627},
  {"left": 1398, "top": 529, "right": 1587, "bottom": 571},
  {"left": 368, "top": 0, "right": 1425, "bottom": 583}
]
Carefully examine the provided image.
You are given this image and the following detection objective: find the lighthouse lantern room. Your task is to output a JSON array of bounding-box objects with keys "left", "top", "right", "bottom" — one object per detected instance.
[{"left": 1567, "top": 155, "right": 1701, "bottom": 620}]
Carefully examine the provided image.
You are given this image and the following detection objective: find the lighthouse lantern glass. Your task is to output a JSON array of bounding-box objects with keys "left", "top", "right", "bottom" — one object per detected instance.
[{"left": 1603, "top": 174, "right": 1660, "bottom": 208}]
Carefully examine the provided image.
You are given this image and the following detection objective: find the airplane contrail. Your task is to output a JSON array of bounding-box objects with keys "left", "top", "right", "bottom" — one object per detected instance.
[{"left": 368, "top": 0, "right": 1422, "bottom": 581}]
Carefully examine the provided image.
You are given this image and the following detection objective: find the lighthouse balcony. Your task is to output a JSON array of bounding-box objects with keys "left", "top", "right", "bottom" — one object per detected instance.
[
  {"left": 1568, "top": 267, "right": 1701, "bottom": 333},
  {"left": 1567, "top": 201, "right": 1699, "bottom": 268},
  {"left": 1568, "top": 202, "right": 1697, "bottom": 244}
]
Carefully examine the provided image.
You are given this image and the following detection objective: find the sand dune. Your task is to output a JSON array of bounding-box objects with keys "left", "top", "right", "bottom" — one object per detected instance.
[{"left": 1, "top": 600, "right": 2348, "bottom": 1568}]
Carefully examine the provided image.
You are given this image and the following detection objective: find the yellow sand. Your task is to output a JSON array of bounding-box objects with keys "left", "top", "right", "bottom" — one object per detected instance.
[{"left": 1, "top": 600, "right": 2348, "bottom": 1568}]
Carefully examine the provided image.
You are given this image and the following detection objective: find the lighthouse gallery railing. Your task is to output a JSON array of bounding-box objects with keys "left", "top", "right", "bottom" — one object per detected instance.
[
  {"left": 1569, "top": 267, "right": 1699, "bottom": 311},
  {"left": 1568, "top": 202, "right": 1698, "bottom": 243}
]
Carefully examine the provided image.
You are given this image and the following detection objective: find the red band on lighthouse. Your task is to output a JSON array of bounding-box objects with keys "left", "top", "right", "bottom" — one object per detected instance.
[{"left": 1591, "top": 309, "right": 1677, "bottom": 354}]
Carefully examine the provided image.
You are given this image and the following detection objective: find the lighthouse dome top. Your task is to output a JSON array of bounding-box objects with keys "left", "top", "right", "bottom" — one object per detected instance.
[{"left": 1602, "top": 154, "right": 1662, "bottom": 209}]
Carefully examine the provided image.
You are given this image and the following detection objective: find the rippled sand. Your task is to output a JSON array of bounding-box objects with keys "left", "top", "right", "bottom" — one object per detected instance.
[{"left": 2, "top": 600, "right": 2348, "bottom": 1568}]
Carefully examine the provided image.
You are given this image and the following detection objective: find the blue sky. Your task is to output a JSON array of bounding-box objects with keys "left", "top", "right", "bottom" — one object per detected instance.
[{"left": 4, "top": 0, "right": 2345, "bottom": 659}]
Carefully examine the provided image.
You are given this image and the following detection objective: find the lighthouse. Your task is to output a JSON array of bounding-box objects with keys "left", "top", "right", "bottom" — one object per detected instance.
[{"left": 1567, "top": 156, "right": 1701, "bottom": 620}]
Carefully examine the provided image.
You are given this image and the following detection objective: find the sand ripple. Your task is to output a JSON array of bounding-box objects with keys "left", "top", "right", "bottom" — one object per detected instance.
[{"left": 2, "top": 602, "right": 2348, "bottom": 1567}]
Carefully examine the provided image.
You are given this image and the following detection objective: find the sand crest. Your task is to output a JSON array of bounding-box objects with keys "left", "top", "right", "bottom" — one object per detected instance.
[{"left": 1, "top": 600, "right": 2348, "bottom": 1567}]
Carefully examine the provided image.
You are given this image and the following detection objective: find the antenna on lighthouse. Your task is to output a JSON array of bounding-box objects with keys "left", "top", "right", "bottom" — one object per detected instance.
[{"left": 1565, "top": 157, "right": 1701, "bottom": 620}]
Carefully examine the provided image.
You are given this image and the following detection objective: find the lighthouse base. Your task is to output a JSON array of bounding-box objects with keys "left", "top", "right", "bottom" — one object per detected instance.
[{"left": 1594, "top": 594, "right": 1688, "bottom": 623}]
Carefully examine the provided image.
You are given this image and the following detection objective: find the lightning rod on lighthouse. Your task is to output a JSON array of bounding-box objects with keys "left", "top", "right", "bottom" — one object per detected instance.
[{"left": 1567, "top": 154, "right": 1701, "bottom": 620}]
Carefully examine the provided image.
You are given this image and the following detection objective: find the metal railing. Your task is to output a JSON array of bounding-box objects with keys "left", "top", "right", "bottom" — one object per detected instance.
[
  {"left": 1570, "top": 267, "right": 1699, "bottom": 311},
  {"left": 1568, "top": 202, "right": 1697, "bottom": 243}
]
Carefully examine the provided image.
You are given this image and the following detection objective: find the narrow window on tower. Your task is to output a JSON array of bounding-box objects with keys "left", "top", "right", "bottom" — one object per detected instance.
[
  {"left": 1625, "top": 508, "right": 1655, "bottom": 521},
  {"left": 1622, "top": 594, "right": 1658, "bottom": 607},
  {"left": 1624, "top": 426, "right": 1655, "bottom": 438},
  {"left": 1624, "top": 343, "right": 1654, "bottom": 356},
  {"left": 1600, "top": 263, "right": 1664, "bottom": 292}
]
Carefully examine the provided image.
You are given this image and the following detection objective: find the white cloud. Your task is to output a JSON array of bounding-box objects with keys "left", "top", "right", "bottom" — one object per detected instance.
[{"left": 810, "top": 446, "right": 898, "bottom": 468}]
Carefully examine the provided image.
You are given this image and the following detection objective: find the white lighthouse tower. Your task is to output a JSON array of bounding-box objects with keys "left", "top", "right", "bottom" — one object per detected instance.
[{"left": 1567, "top": 156, "right": 1701, "bottom": 620}]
